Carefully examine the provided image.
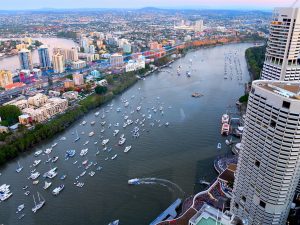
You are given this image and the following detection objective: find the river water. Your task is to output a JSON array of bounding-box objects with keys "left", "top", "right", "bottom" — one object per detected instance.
[
  {"left": 0, "top": 38, "right": 78, "bottom": 71},
  {"left": 0, "top": 43, "right": 254, "bottom": 225}
]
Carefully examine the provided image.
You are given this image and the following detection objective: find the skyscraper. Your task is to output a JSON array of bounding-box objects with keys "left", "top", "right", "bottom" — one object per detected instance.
[
  {"left": 53, "top": 47, "right": 78, "bottom": 63},
  {"left": 52, "top": 53, "right": 65, "bottom": 73},
  {"left": 261, "top": 7, "right": 300, "bottom": 81},
  {"left": 18, "top": 49, "right": 33, "bottom": 70},
  {"left": 38, "top": 45, "right": 51, "bottom": 69},
  {"left": 194, "top": 20, "right": 204, "bottom": 32},
  {"left": 231, "top": 80, "right": 300, "bottom": 225}
]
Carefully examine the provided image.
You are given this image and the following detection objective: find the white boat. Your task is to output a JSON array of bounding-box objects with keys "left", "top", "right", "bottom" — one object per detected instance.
[
  {"left": 29, "top": 172, "right": 40, "bottom": 180},
  {"left": 165, "top": 122, "right": 169, "bottom": 126},
  {"left": 120, "top": 134, "right": 125, "bottom": 139},
  {"left": 24, "top": 191, "right": 30, "bottom": 196},
  {"left": 124, "top": 115, "right": 129, "bottom": 120},
  {"left": 89, "top": 131, "right": 95, "bottom": 137},
  {"left": 116, "top": 108, "right": 121, "bottom": 112},
  {"left": 51, "top": 143, "right": 57, "bottom": 148},
  {"left": 52, "top": 185, "right": 64, "bottom": 196},
  {"left": 123, "top": 122, "right": 127, "bottom": 128},
  {"left": 221, "top": 114, "right": 230, "bottom": 124},
  {"left": 124, "top": 146, "right": 132, "bottom": 153},
  {"left": 114, "top": 123, "right": 119, "bottom": 127},
  {"left": 44, "top": 148, "right": 52, "bottom": 154},
  {"left": 76, "top": 182, "right": 85, "bottom": 188},
  {"left": 16, "top": 161, "right": 23, "bottom": 173},
  {"left": 31, "top": 192, "right": 45, "bottom": 213},
  {"left": 52, "top": 156, "right": 59, "bottom": 163},
  {"left": 34, "top": 150, "right": 42, "bottom": 157},
  {"left": 217, "top": 143, "right": 222, "bottom": 149},
  {"left": 33, "top": 160, "right": 41, "bottom": 167},
  {"left": 80, "top": 171, "right": 86, "bottom": 177},
  {"left": 101, "top": 128, "right": 105, "bottom": 133},
  {"left": 81, "top": 121, "right": 87, "bottom": 125},
  {"left": 102, "top": 139, "right": 109, "bottom": 146},
  {"left": 43, "top": 181, "right": 52, "bottom": 190},
  {"left": 16, "top": 204, "right": 25, "bottom": 213},
  {"left": 101, "top": 121, "right": 106, "bottom": 126},
  {"left": 113, "top": 130, "right": 119, "bottom": 136},
  {"left": 128, "top": 178, "right": 140, "bottom": 185},
  {"left": 89, "top": 171, "right": 95, "bottom": 177},
  {"left": 33, "top": 180, "right": 39, "bottom": 185},
  {"left": 0, "top": 192, "right": 13, "bottom": 201},
  {"left": 80, "top": 148, "right": 88, "bottom": 156},
  {"left": 60, "top": 137, "right": 66, "bottom": 141},
  {"left": 74, "top": 129, "right": 80, "bottom": 142},
  {"left": 111, "top": 154, "right": 118, "bottom": 160},
  {"left": 90, "top": 121, "right": 96, "bottom": 125},
  {"left": 124, "top": 101, "right": 129, "bottom": 107},
  {"left": 136, "top": 106, "right": 141, "bottom": 111},
  {"left": 118, "top": 137, "right": 126, "bottom": 145},
  {"left": 108, "top": 220, "right": 120, "bottom": 225},
  {"left": 18, "top": 213, "right": 25, "bottom": 220},
  {"left": 83, "top": 140, "right": 89, "bottom": 145},
  {"left": 95, "top": 111, "right": 100, "bottom": 116},
  {"left": 43, "top": 167, "right": 58, "bottom": 179}
]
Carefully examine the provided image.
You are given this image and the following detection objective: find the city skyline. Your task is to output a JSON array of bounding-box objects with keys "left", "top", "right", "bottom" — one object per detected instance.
[{"left": 0, "top": 0, "right": 296, "bottom": 10}]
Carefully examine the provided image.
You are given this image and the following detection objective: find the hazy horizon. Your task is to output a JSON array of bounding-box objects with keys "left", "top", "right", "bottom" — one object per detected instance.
[{"left": 0, "top": 0, "right": 294, "bottom": 11}]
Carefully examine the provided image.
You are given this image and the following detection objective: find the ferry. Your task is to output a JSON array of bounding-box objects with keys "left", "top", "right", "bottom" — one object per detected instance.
[
  {"left": 52, "top": 185, "right": 64, "bottom": 196},
  {"left": 221, "top": 114, "right": 230, "bottom": 124},
  {"left": 128, "top": 178, "right": 140, "bottom": 185}
]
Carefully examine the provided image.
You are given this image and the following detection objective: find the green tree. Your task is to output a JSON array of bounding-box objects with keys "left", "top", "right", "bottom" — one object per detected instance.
[
  {"left": 0, "top": 105, "right": 21, "bottom": 126},
  {"left": 95, "top": 85, "right": 108, "bottom": 95}
]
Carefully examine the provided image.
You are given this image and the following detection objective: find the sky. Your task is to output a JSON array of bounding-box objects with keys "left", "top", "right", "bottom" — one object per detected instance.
[{"left": 0, "top": 0, "right": 296, "bottom": 10}]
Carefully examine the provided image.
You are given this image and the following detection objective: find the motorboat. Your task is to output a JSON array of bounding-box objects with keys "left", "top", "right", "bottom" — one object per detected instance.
[
  {"left": 65, "top": 150, "right": 76, "bottom": 158},
  {"left": 113, "top": 130, "right": 119, "bottom": 136},
  {"left": 0, "top": 192, "right": 13, "bottom": 201},
  {"left": 118, "top": 137, "right": 126, "bottom": 145},
  {"left": 60, "top": 137, "right": 66, "bottom": 141},
  {"left": 101, "top": 128, "right": 105, "bottom": 133},
  {"left": 29, "top": 172, "right": 40, "bottom": 180},
  {"left": 221, "top": 114, "right": 230, "bottom": 124},
  {"left": 165, "top": 122, "right": 169, "bottom": 126},
  {"left": 90, "top": 121, "right": 96, "bottom": 125},
  {"left": 22, "top": 186, "right": 28, "bottom": 190},
  {"left": 102, "top": 139, "right": 109, "bottom": 146},
  {"left": 89, "top": 132, "right": 95, "bottom": 137},
  {"left": 83, "top": 140, "right": 89, "bottom": 146},
  {"left": 124, "top": 146, "right": 132, "bottom": 153},
  {"left": 80, "top": 148, "right": 88, "bottom": 156},
  {"left": 111, "top": 154, "right": 118, "bottom": 160},
  {"left": 116, "top": 108, "right": 121, "bottom": 112},
  {"left": 128, "top": 178, "right": 140, "bottom": 185},
  {"left": 31, "top": 192, "right": 45, "bottom": 213},
  {"left": 120, "top": 134, "right": 125, "bottom": 139},
  {"left": 101, "top": 121, "right": 106, "bottom": 126},
  {"left": 74, "top": 129, "right": 80, "bottom": 142},
  {"left": 16, "top": 204, "right": 25, "bottom": 213},
  {"left": 96, "top": 166, "right": 102, "bottom": 171},
  {"left": 136, "top": 106, "right": 141, "bottom": 111},
  {"left": 76, "top": 182, "right": 85, "bottom": 188},
  {"left": 51, "top": 143, "right": 57, "bottom": 148},
  {"left": 89, "top": 171, "right": 95, "bottom": 177},
  {"left": 108, "top": 220, "right": 119, "bottom": 225},
  {"left": 124, "top": 115, "right": 129, "bottom": 120},
  {"left": 16, "top": 161, "right": 23, "bottom": 173},
  {"left": 82, "top": 160, "right": 88, "bottom": 165},
  {"left": 33, "top": 160, "right": 41, "bottom": 167},
  {"left": 33, "top": 180, "right": 39, "bottom": 185},
  {"left": 123, "top": 122, "right": 127, "bottom": 128},
  {"left": 81, "top": 121, "right": 87, "bottom": 125},
  {"left": 24, "top": 191, "right": 30, "bottom": 196},
  {"left": 221, "top": 123, "right": 230, "bottom": 136},
  {"left": 124, "top": 102, "right": 129, "bottom": 107},
  {"left": 43, "top": 167, "right": 58, "bottom": 179},
  {"left": 44, "top": 148, "right": 52, "bottom": 154},
  {"left": 34, "top": 150, "right": 42, "bottom": 157},
  {"left": 18, "top": 213, "right": 25, "bottom": 220},
  {"left": 80, "top": 171, "right": 86, "bottom": 177},
  {"left": 52, "top": 156, "right": 59, "bottom": 163},
  {"left": 60, "top": 175, "right": 67, "bottom": 180},
  {"left": 43, "top": 181, "right": 52, "bottom": 190},
  {"left": 127, "top": 119, "right": 133, "bottom": 125},
  {"left": 95, "top": 112, "right": 100, "bottom": 116},
  {"left": 217, "top": 143, "right": 222, "bottom": 149},
  {"left": 52, "top": 185, "right": 64, "bottom": 196}
]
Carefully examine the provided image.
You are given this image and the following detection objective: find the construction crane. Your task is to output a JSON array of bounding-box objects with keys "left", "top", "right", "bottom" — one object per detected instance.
[{"left": 291, "top": 0, "right": 299, "bottom": 7}]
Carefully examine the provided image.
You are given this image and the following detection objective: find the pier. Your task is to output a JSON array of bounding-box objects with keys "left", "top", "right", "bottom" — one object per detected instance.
[{"left": 149, "top": 198, "right": 182, "bottom": 225}]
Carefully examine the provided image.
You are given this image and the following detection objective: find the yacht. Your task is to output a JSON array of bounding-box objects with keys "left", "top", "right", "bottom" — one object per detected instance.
[
  {"left": 108, "top": 220, "right": 120, "bottom": 225},
  {"left": 221, "top": 114, "right": 230, "bottom": 124},
  {"left": 118, "top": 137, "right": 126, "bottom": 145},
  {"left": 102, "top": 139, "right": 109, "bottom": 146},
  {"left": 44, "top": 148, "right": 52, "bottom": 154},
  {"left": 33, "top": 160, "right": 41, "bottom": 167},
  {"left": 52, "top": 185, "right": 64, "bottom": 196},
  {"left": 16, "top": 161, "right": 23, "bottom": 173},
  {"left": 16, "top": 204, "right": 25, "bottom": 213},
  {"left": 88, "top": 132, "right": 95, "bottom": 137},
  {"left": 124, "top": 146, "right": 132, "bottom": 153},
  {"left": 113, "top": 130, "right": 119, "bottom": 136},
  {"left": 111, "top": 154, "right": 118, "bottom": 160},
  {"left": 128, "top": 178, "right": 140, "bottom": 185},
  {"left": 31, "top": 192, "right": 45, "bottom": 213},
  {"left": 52, "top": 156, "right": 59, "bottom": 163},
  {"left": 29, "top": 172, "right": 40, "bottom": 180},
  {"left": 43, "top": 181, "right": 52, "bottom": 190},
  {"left": 34, "top": 150, "right": 42, "bottom": 157},
  {"left": 80, "top": 148, "right": 88, "bottom": 156}
]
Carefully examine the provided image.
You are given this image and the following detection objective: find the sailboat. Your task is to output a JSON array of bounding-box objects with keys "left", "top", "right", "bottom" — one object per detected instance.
[
  {"left": 74, "top": 129, "right": 80, "bottom": 142},
  {"left": 32, "top": 192, "right": 45, "bottom": 213},
  {"left": 16, "top": 161, "right": 23, "bottom": 173}
]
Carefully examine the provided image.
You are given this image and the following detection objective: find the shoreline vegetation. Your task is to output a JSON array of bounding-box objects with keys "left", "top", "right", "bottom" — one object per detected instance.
[{"left": 0, "top": 37, "right": 263, "bottom": 166}]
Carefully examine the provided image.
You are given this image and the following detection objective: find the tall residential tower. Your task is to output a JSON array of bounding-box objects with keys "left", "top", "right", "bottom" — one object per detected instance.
[
  {"left": 231, "top": 80, "right": 300, "bottom": 224},
  {"left": 261, "top": 7, "right": 300, "bottom": 81},
  {"left": 18, "top": 49, "right": 33, "bottom": 70},
  {"left": 38, "top": 45, "right": 51, "bottom": 69}
]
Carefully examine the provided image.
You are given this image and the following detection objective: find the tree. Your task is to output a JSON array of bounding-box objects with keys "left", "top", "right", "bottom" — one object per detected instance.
[
  {"left": 106, "top": 75, "right": 114, "bottom": 85},
  {"left": 0, "top": 105, "right": 21, "bottom": 126},
  {"left": 95, "top": 85, "right": 108, "bottom": 95}
]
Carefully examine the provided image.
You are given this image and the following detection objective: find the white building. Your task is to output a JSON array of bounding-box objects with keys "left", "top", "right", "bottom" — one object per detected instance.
[
  {"left": 125, "top": 55, "right": 145, "bottom": 72},
  {"left": 110, "top": 53, "right": 124, "bottom": 68},
  {"left": 52, "top": 53, "right": 65, "bottom": 73},
  {"left": 194, "top": 20, "right": 204, "bottom": 32},
  {"left": 73, "top": 73, "right": 84, "bottom": 86},
  {"left": 231, "top": 80, "right": 300, "bottom": 225},
  {"left": 262, "top": 7, "right": 300, "bottom": 81},
  {"left": 72, "top": 60, "right": 86, "bottom": 70}
]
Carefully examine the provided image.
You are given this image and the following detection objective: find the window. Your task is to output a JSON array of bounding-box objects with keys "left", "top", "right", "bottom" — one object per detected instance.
[
  {"left": 255, "top": 160, "right": 260, "bottom": 167},
  {"left": 282, "top": 101, "right": 290, "bottom": 109},
  {"left": 270, "top": 120, "right": 276, "bottom": 128},
  {"left": 259, "top": 200, "right": 266, "bottom": 208}
]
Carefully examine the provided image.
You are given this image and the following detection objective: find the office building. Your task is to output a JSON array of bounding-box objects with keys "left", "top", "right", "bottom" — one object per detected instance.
[
  {"left": 73, "top": 73, "right": 84, "bottom": 86},
  {"left": 52, "top": 53, "right": 65, "bottom": 73},
  {"left": 0, "top": 70, "right": 13, "bottom": 88},
  {"left": 231, "top": 80, "right": 300, "bottom": 225},
  {"left": 38, "top": 45, "right": 51, "bottom": 69},
  {"left": 261, "top": 7, "right": 300, "bottom": 81},
  {"left": 19, "top": 49, "right": 33, "bottom": 70}
]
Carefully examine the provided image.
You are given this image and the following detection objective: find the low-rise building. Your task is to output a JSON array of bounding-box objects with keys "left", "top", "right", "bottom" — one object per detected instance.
[
  {"left": 73, "top": 73, "right": 84, "bottom": 86},
  {"left": 64, "top": 79, "right": 75, "bottom": 88},
  {"left": 72, "top": 60, "right": 87, "bottom": 70},
  {"left": 28, "top": 93, "right": 48, "bottom": 107},
  {"left": 18, "top": 114, "right": 32, "bottom": 125},
  {"left": 110, "top": 53, "right": 124, "bottom": 68},
  {"left": 62, "top": 91, "right": 78, "bottom": 100},
  {"left": 0, "top": 70, "right": 13, "bottom": 88}
]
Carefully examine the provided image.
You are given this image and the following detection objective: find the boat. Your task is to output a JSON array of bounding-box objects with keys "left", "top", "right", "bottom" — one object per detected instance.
[
  {"left": 136, "top": 106, "right": 141, "bottom": 111},
  {"left": 76, "top": 182, "right": 85, "bottom": 188},
  {"left": 52, "top": 185, "right": 64, "bottom": 196},
  {"left": 51, "top": 143, "right": 57, "bottom": 148},
  {"left": 221, "top": 114, "right": 230, "bottom": 124},
  {"left": 101, "top": 121, "right": 106, "bottom": 126},
  {"left": 83, "top": 140, "right": 89, "bottom": 145},
  {"left": 44, "top": 148, "right": 52, "bottom": 154},
  {"left": 89, "top": 131, "right": 95, "bottom": 137},
  {"left": 96, "top": 166, "right": 102, "bottom": 171},
  {"left": 124, "top": 115, "right": 129, "bottom": 120},
  {"left": 60, "top": 136, "right": 66, "bottom": 141},
  {"left": 102, "top": 139, "right": 109, "bottom": 146},
  {"left": 217, "top": 143, "right": 222, "bottom": 149},
  {"left": 116, "top": 108, "right": 121, "bottom": 112},
  {"left": 191, "top": 92, "right": 203, "bottom": 98},
  {"left": 80, "top": 171, "right": 86, "bottom": 177},
  {"left": 73, "top": 160, "right": 78, "bottom": 165},
  {"left": 120, "top": 134, "right": 125, "bottom": 139},
  {"left": 18, "top": 213, "right": 25, "bottom": 220},
  {"left": 24, "top": 191, "right": 30, "bottom": 196},
  {"left": 82, "top": 160, "right": 88, "bottom": 165},
  {"left": 124, "top": 102, "right": 129, "bottom": 107},
  {"left": 90, "top": 121, "right": 96, "bottom": 125},
  {"left": 108, "top": 220, "right": 119, "bottom": 225},
  {"left": 111, "top": 154, "right": 118, "bottom": 160},
  {"left": 101, "top": 128, "right": 105, "bottom": 133},
  {"left": 221, "top": 123, "right": 230, "bottom": 136},
  {"left": 16, "top": 161, "right": 23, "bottom": 173},
  {"left": 33, "top": 160, "right": 41, "bottom": 167},
  {"left": 43, "top": 181, "right": 52, "bottom": 190},
  {"left": 65, "top": 150, "right": 76, "bottom": 158},
  {"left": 74, "top": 129, "right": 80, "bottom": 142},
  {"left": 128, "top": 178, "right": 140, "bottom": 185},
  {"left": 0, "top": 192, "right": 13, "bottom": 201},
  {"left": 165, "top": 122, "right": 169, "bottom": 126},
  {"left": 89, "top": 171, "right": 95, "bottom": 177},
  {"left": 60, "top": 175, "right": 67, "bottom": 180},
  {"left": 113, "top": 130, "right": 119, "bottom": 136},
  {"left": 81, "top": 121, "right": 87, "bottom": 125},
  {"left": 29, "top": 172, "right": 40, "bottom": 180},
  {"left": 33, "top": 180, "right": 39, "bottom": 185},
  {"left": 123, "top": 122, "right": 127, "bottom": 128},
  {"left": 31, "top": 192, "right": 45, "bottom": 213},
  {"left": 80, "top": 148, "right": 88, "bottom": 156},
  {"left": 95, "top": 111, "right": 100, "bottom": 116},
  {"left": 124, "top": 146, "right": 132, "bottom": 153},
  {"left": 22, "top": 186, "right": 28, "bottom": 190},
  {"left": 114, "top": 123, "right": 119, "bottom": 127},
  {"left": 52, "top": 156, "right": 59, "bottom": 163},
  {"left": 43, "top": 167, "right": 58, "bottom": 179},
  {"left": 118, "top": 137, "right": 126, "bottom": 145},
  {"left": 34, "top": 150, "right": 42, "bottom": 157},
  {"left": 16, "top": 204, "right": 25, "bottom": 213}
]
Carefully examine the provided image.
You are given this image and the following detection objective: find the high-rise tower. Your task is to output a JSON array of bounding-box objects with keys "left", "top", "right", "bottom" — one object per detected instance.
[
  {"left": 38, "top": 45, "right": 51, "bottom": 69},
  {"left": 52, "top": 53, "right": 65, "bottom": 73},
  {"left": 18, "top": 49, "right": 33, "bottom": 70}
]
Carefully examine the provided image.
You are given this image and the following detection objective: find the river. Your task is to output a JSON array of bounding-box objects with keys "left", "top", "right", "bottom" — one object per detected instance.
[
  {"left": 0, "top": 38, "right": 78, "bottom": 71},
  {"left": 0, "top": 42, "right": 254, "bottom": 225}
]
